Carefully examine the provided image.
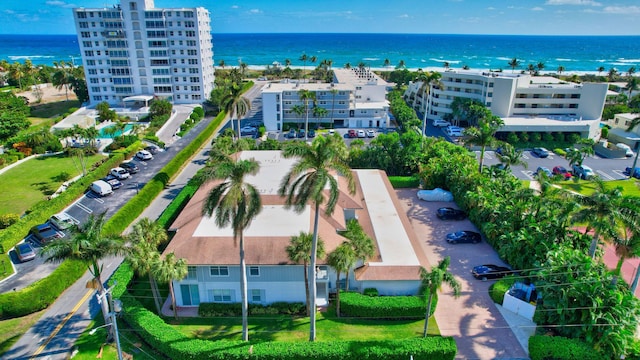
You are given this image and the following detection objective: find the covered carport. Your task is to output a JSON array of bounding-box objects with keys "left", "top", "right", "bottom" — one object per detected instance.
[{"left": 122, "top": 95, "right": 154, "bottom": 109}]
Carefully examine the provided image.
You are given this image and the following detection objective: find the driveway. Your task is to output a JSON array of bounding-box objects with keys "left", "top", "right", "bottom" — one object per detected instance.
[{"left": 395, "top": 189, "right": 529, "bottom": 360}]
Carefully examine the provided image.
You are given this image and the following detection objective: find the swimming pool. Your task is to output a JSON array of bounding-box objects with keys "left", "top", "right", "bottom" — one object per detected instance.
[{"left": 98, "top": 123, "right": 135, "bottom": 138}]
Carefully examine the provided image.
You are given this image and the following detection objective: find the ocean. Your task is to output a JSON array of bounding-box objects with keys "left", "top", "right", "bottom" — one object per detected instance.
[{"left": 1, "top": 33, "right": 639, "bottom": 74}]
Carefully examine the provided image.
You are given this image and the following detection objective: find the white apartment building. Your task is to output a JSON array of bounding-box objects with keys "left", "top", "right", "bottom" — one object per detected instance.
[
  {"left": 406, "top": 70, "right": 608, "bottom": 139},
  {"left": 605, "top": 113, "right": 640, "bottom": 150},
  {"left": 261, "top": 68, "right": 390, "bottom": 132},
  {"left": 73, "top": 0, "right": 214, "bottom": 106}
]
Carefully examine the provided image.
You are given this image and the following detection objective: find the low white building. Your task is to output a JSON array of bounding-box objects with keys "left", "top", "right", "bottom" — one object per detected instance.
[
  {"left": 605, "top": 113, "right": 640, "bottom": 150},
  {"left": 261, "top": 68, "right": 390, "bottom": 132},
  {"left": 406, "top": 70, "right": 608, "bottom": 139}
]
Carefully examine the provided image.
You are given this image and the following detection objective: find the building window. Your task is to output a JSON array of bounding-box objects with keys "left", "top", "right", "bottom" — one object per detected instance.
[
  {"left": 210, "top": 289, "right": 232, "bottom": 302},
  {"left": 210, "top": 266, "right": 229, "bottom": 276},
  {"left": 187, "top": 266, "right": 197, "bottom": 279},
  {"left": 180, "top": 284, "right": 200, "bottom": 306},
  {"left": 250, "top": 289, "right": 263, "bottom": 302},
  {"left": 249, "top": 266, "right": 260, "bottom": 276}
]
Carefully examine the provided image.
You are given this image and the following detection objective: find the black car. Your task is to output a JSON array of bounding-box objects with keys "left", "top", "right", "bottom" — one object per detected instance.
[
  {"left": 624, "top": 167, "right": 640, "bottom": 179},
  {"left": 120, "top": 162, "right": 139, "bottom": 174},
  {"left": 308, "top": 129, "right": 316, "bottom": 138},
  {"left": 436, "top": 207, "right": 467, "bottom": 220},
  {"left": 298, "top": 129, "right": 306, "bottom": 138},
  {"left": 144, "top": 145, "right": 160, "bottom": 154},
  {"left": 472, "top": 264, "right": 512, "bottom": 280},
  {"left": 446, "top": 231, "right": 482, "bottom": 244}
]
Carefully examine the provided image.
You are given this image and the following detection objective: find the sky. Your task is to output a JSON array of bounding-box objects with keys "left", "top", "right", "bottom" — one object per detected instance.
[{"left": 1, "top": 0, "right": 639, "bottom": 35}]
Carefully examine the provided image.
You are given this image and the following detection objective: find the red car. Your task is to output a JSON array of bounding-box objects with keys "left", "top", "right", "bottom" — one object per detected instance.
[
  {"left": 552, "top": 166, "right": 572, "bottom": 180},
  {"left": 348, "top": 129, "right": 357, "bottom": 138}
]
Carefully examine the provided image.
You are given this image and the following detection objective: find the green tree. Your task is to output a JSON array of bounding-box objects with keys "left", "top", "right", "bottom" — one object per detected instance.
[
  {"left": 152, "top": 252, "right": 187, "bottom": 320},
  {"left": 278, "top": 134, "right": 355, "bottom": 341},
  {"left": 396, "top": 59, "right": 406, "bottom": 69},
  {"left": 557, "top": 65, "right": 566, "bottom": 75},
  {"left": 126, "top": 218, "right": 169, "bottom": 315},
  {"left": 222, "top": 84, "right": 251, "bottom": 141},
  {"left": 41, "top": 213, "right": 125, "bottom": 341},
  {"left": 201, "top": 155, "right": 262, "bottom": 341},
  {"left": 339, "top": 219, "right": 374, "bottom": 288},
  {"left": 0, "top": 91, "right": 30, "bottom": 142},
  {"left": 608, "top": 67, "right": 619, "bottom": 82},
  {"left": 508, "top": 57, "right": 520, "bottom": 73},
  {"left": 297, "top": 89, "right": 316, "bottom": 140},
  {"left": 312, "top": 105, "right": 328, "bottom": 129},
  {"left": 299, "top": 53, "right": 308, "bottom": 81},
  {"left": 463, "top": 106, "right": 504, "bottom": 172},
  {"left": 218, "top": 59, "right": 226, "bottom": 69},
  {"left": 420, "top": 257, "right": 461, "bottom": 337},
  {"left": 625, "top": 77, "right": 639, "bottom": 103},
  {"left": 96, "top": 101, "right": 117, "bottom": 122},
  {"left": 383, "top": 58, "right": 391, "bottom": 67},
  {"left": 286, "top": 232, "right": 325, "bottom": 316},
  {"left": 326, "top": 242, "right": 356, "bottom": 317},
  {"left": 496, "top": 144, "right": 527, "bottom": 171},
  {"left": 149, "top": 98, "right": 173, "bottom": 118},
  {"left": 52, "top": 60, "right": 72, "bottom": 101}
]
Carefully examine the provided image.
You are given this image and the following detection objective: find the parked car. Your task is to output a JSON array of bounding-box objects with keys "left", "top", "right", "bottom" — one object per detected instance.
[
  {"left": 90, "top": 180, "right": 114, "bottom": 196},
  {"left": 366, "top": 129, "right": 375, "bottom": 138},
  {"left": 572, "top": 164, "right": 595, "bottom": 180},
  {"left": 532, "top": 147, "right": 550, "bottom": 158},
  {"left": 15, "top": 242, "right": 36, "bottom": 262},
  {"left": 536, "top": 166, "right": 552, "bottom": 177},
  {"left": 616, "top": 143, "right": 634, "bottom": 157},
  {"left": 308, "top": 129, "right": 316, "bottom": 138},
  {"left": 135, "top": 150, "right": 153, "bottom": 161},
  {"left": 348, "top": 129, "right": 357, "bottom": 138},
  {"left": 144, "top": 145, "right": 160, "bottom": 154},
  {"left": 623, "top": 167, "right": 640, "bottom": 179},
  {"left": 49, "top": 212, "right": 77, "bottom": 231},
  {"left": 472, "top": 264, "right": 512, "bottom": 281},
  {"left": 30, "top": 222, "right": 64, "bottom": 243},
  {"left": 357, "top": 130, "right": 366, "bottom": 138},
  {"left": 120, "top": 162, "right": 139, "bottom": 174},
  {"left": 298, "top": 129, "right": 306, "bottom": 138},
  {"left": 495, "top": 147, "right": 504, "bottom": 156},
  {"left": 240, "top": 126, "right": 257, "bottom": 134},
  {"left": 445, "top": 126, "right": 464, "bottom": 137},
  {"left": 433, "top": 119, "right": 451, "bottom": 127},
  {"left": 446, "top": 231, "right": 482, "bottom": 244},
  {"left": 436, "top": 207, "right": 467, "bottom": 220},
  {"left": 110, "top": 167, "right": 131, "bottom": 180},
  {"left": 552, "top": 166, "right": 572, "bottom": 180},
  {"left": 102, "top": 175, "right": 123, "bottom": 190}
]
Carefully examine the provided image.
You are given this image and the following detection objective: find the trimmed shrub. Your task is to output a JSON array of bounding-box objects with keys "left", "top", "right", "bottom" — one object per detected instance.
[
  {"left": 156, "top": 181, "right": 199, "bottom": 229},
  {"left": 0, "top": 214, "right": 20, "bottom": 229},
  {"left": 363, "top": 288, "right": 379, "bottom": 296},
  {"left": 488, "top": 276, "right": 516, "bottom": 305},
  {"left": 542, "top": 132, "right": 554, "bottom": 142},
  {"left": 529, "top": 335, "right": 602, "bottom": 360},
  {"left": 199, "top": 301, "right": 306, "bottom": 317},
  {"left": 506, "top": 132, "right": 519, "bottom": 144},
  {"left": 519, "top": 132, "right": 529, "bottom": 143},
  {"left": 530, "top": 132, "right": 542, "bottom": 143},
  {"left": 553, "top": 132, "right": 565, "bottom": 142},
  {"left": 388, "top": 176, "right": 420, "bottom": 188},
  {"left": 339, "top": 291, "right": 426, "bottom": 319}
]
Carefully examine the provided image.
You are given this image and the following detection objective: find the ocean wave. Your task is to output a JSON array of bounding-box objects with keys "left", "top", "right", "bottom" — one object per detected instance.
[
  {"left": 596, "top": 59, "right": 607, "bottom": 62},
  {"left": 9, "top": 55, "right": 55, "bottom": 60},
  {"left": 610, "top": 62, "right": 639, "bottom": 66},
  {"left": 555, "top": 58, "right": 576, "bottom": 62},
  {"left": 429, "top": 58, "right": 461, "bottom": 64},
  {"left": 362, "top": 57, "right": 379, "bottom": 61},
  {"left": 615, "top": 58, "right": 640, "bottom": 63},
  {"left": 496, "top": 57, "right": 512, "bottom": 61}
]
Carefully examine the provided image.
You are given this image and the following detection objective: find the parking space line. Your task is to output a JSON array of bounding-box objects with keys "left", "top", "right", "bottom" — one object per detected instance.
[
  {"left": 612, "top": 170, "right": 627, "bottom": 177},
  {"left": 75, "top": 202, "right": 93, "bottom": 214},
  {"left": 596, "top": 170, "right": 614, "bottom": 180},
  {"left": 522, "top": 170, "right": 535, "bottom": 180}
]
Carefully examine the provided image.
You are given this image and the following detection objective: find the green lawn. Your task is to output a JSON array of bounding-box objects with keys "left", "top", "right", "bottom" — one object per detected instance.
[
  {"left": 556, "top": 178, "right": 640, "bottom": 197},
  {"left": 29, "top": 100, "right": 80, "bottom": 119},
  {"left": 0, "top": 153, "right": 105, "bottom": 216},
  {"left": 0, "top": 310, "right": 46, "bottom": 355}
]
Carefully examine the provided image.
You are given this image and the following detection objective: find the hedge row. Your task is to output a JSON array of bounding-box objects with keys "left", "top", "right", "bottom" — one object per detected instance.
[
  {"left": 102, "top": 111, "right": 226, "bottom": 235},
  {"left": 529, "top": 335, "right": 602, "bottom": 360},
  {"left": 339, "top": 291, "right": 433, "bottom": 319},
  {"left": 119, "top": 292, "right": 456, "bottom": 360},
  {"left": 198, "top": 301, "right": 305, "bottom": 317},
  {"left": 488, "top": 276, "right": 517, "bottom": 305},
  {"left": 388, "top": 176, "right": 420, "bottom": 188},
  {"left": 156, "top": 180, "right": 199, "bottom": 229}
]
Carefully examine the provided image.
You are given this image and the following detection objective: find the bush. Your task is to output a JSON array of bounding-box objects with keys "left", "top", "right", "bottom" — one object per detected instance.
[
  {"left": 198, "top": 301, "right": 306, "bottom": 317},
  {"left": 506, "top": 132, "right": 519, "bottom": 144},
  {"left": 363, "top": 288, "right": 379, "bottom": 296},
  {"left": 554, "top": 132, "right": 565, "bottom": 142},
  {"left": 567, "top": 133, "right": 580, "bottom": 144},
  {"left": 488, "top": 276, "right": 516, "bottom": 305},
  {"left": 529, "top": 335, "right": 602, "bottom": 360},
  {"left": 530, "top": 132, "right": 542, "bottom": 143},
  {"left": 388, "top": 176, "right": 420, "bottom": 188},
  {"left": 156, "top": 181, "right": 199, "bottom": 229},
  {"left": 542, "top": 132, "right": 554, "bottom": 142},
  {"left": 519, "top": 132, "right": 529, "bottom": 143},
  {"left": 0, "top": 214, "right": 20, "bottom": 229},
  {"left": 339, "top": 291, "right": 427, "bottom": 319}
]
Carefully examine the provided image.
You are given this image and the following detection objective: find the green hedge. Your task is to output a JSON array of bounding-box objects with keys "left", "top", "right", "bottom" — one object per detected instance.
[
  {"left": 0, "top": 260, "right": 86, "bottom": 319},
  {"left": 198, "top": 301, "right": 306, "bottom": 317},
  {"left": 388, "top": 176, "right": 420, "bottom": 188},
  {"left": 156, "top": 181, "right": 199, "bottom": 229},
  {"left": 339, "top": 291, "right": 431, "bottom": 319},
  {"left": 120, "top": 293, "right": 456, "bottom": 360},
  {"left": 529, "top": 335, "right": 602, "bottom": 360},
  {"left": 488, "top": 276, "right": 516, "bottom": 305}
]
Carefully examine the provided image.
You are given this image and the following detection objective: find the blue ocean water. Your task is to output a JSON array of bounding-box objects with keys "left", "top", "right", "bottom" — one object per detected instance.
[{"left": 1, "top": 33, "right": 638, "bottom": 73}]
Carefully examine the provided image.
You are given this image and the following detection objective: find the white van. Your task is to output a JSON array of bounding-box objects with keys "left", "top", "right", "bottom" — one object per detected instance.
[
  {"left": 616, "top": 143, "right": 634, "bottom": 157},
  {"left": 90, "top": 180, "right": 114, "bottom": 196}
]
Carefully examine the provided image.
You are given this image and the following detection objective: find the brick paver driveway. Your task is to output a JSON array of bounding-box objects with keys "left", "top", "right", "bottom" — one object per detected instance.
[{"left": 396, "top": 189, "right": 529, "bottom": 360}]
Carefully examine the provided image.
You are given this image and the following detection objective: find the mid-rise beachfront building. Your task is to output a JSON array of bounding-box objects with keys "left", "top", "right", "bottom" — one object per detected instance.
[
  {"left": 72, "top": 0, "right": 214, "bottom": 106},
  {"left": 405, "top": 70, "right": 608, "bottom": 139},
  {"left": 261, "top": 68, "right": 391, "bottom": 132}
]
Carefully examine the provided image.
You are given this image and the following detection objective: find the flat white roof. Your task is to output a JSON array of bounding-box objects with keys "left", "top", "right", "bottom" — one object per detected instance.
[
  {"left": 239, "top": 151, "right": 298, "bottom": 195},
  {"left": 194, "top": 205, "right": 310, "bottom": 237},
  {"left": 356, "top": 169, "right": 419, "bottom": 266},
  {"left": 261, "top": 82, "right": 352, "bottom": 93}
]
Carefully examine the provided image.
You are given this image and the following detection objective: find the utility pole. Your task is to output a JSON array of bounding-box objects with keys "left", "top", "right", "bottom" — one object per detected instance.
[{"left": 96, "top": 284, "right": 123, "bottom": 360}]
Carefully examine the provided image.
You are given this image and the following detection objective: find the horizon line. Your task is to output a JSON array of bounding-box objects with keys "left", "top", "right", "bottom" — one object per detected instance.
[{"left": 1, "top": 32, "right": 639, "bottom": 37}]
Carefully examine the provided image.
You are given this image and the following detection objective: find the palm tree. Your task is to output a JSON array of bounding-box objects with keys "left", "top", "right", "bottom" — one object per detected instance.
[
  {"left": 420, "top": 256, "right": 461, "bottom": 337},
  {"left": 571, "top": 178, "right": 640, "bottom": 258},
  {"left": 312, "top": 106, "right": 328, "bottom": 130},
  {"left": 597, "top": 66, "right": 605, "bottom": 76},
  {"left": 508, "top": 58, "right": 520, "bottom": 73},
  {"left": 463, "top": 106, "right": 505, "bottom": 172},
  {"left": 608, "top": 67, "right": 619, "bottom": 82},
  {"left": 52, "top": 60, "right": 71, "bottom": 101},
  {"left": 443, "top": 61, "right": 450, "bottom": 71},
  {"left": 222, "top": 84, "right": 251, "bottom": 141},
  {"left": 344, "top": 62, "right": 351, "bottom": 69},
  {"left": 419, "top": 72, "right": 442, "bottom": 144},
  {"left": 329, "top": 88, "right": 339, "bottom": 129},
  {"left": 286, "top": 232, "right": 325, "bottom": 316},
  {"left": 625, "top": 77, "right": 639, "bottom": 102},
  {"left": 339, "top": 219, "right": 374, "bottom": 289},
  {"left": 611, "top": 229, "right": 640, "bottom": 281},
  {"left": 41, "top": 213, "right": 125, "bottom": 340},
  {"left": 278, "top": 134, "right": 355, "bottom": 341},
  {"left": 396, "top": 60, "right": 406, "bottom": 69},
  {"left": 126, "top": 218, "right": 169, "bottom": 314},
  {"left": 383, "top": 58, "right": 391, "bottom": 68},
  {"left": 201, "top": 155, "right": 262, "bottom": 341},
  {"left": 218, "top": 59, "right": 226, "bottom": 69},
  {"left": 284, "top": 58, "right": 291, "bottom": 68},
  {"left": 527, "top": 63, "right": 535, "bottom": 75},
  {"left": 557, "top": 65, "right": 566, "bottom": 76},
  {"left": 496, "top": 144, "right": 527, "bottom": 171},
  {"left": 298, "top": 89, "right": 316, "bottom": 141},
  {"left": 299, "top": 53, "right": 308, "bottom": 81},
  {"left": 627, "top": 66, "right": 636, "bottom": 78},
  {"left": 152, "top": 252, "right": 187, "bottom": 320},
  {"left": 326, "top": 242, "right": 356, "bottom": 317},
  {"left": 537, "top": 62, "right": 545, "bottom": 73}
]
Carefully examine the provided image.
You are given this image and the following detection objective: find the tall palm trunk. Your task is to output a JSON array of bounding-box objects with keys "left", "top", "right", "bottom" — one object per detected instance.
[
  {"left": 423, "top": 291, "right": 434, "bottom": 337},
  {"left": 335, "top": 270, "right": 342, "bottom": 317},
  {"left": 91, "top": 262, "right": 114, "bottom": 341},
  {"left": 478, "top": 146, "right": 486, "bottom": 173},
  {"left": 305, "top": 101, "right": 309, "bottom": 141},
  {"left": 169, "top": 281, "right": 178, "bottom": 319},
  {"left": 588, "top": 231, "right": 600, "bottom": 258},
  {"left": 631, "top": 266, "right": 640, "bottom": 293},
  {"left": 149, "top": 275, "right": 162, "bottom": 314},
  {"left": 308, "top": 202, "right": 320, "bottom": 341},
  {"left": 303, "top": 260, "right": 311, "bottom": 316},
  {"left": 240, "top": 233, "right": 249, "bottom": 341}
]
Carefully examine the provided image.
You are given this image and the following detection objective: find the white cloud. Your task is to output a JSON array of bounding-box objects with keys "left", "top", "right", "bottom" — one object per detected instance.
[
  {"left": 398, "top": 14, "right": 409, "bottom": 18},
  {"left": 487, "top": 7, "right": 496, "bottom": 10},
  {"left": 602, "top": 6, "right": 640, "bottom": 14},
  {"left": 249, "top": 9, "right": 262, "bottom": 14},
  {"left": 532, "top": 7, "right": 544, "bottom": 11},
  {"left": 545, "top": 0, "right": 602, "bottom": 6},
  {"left": 46, "top": 0, "right": 76, "bottom": 8},
  {"left": 231, "top": 5, "right": 238, "bottom": 9}
]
